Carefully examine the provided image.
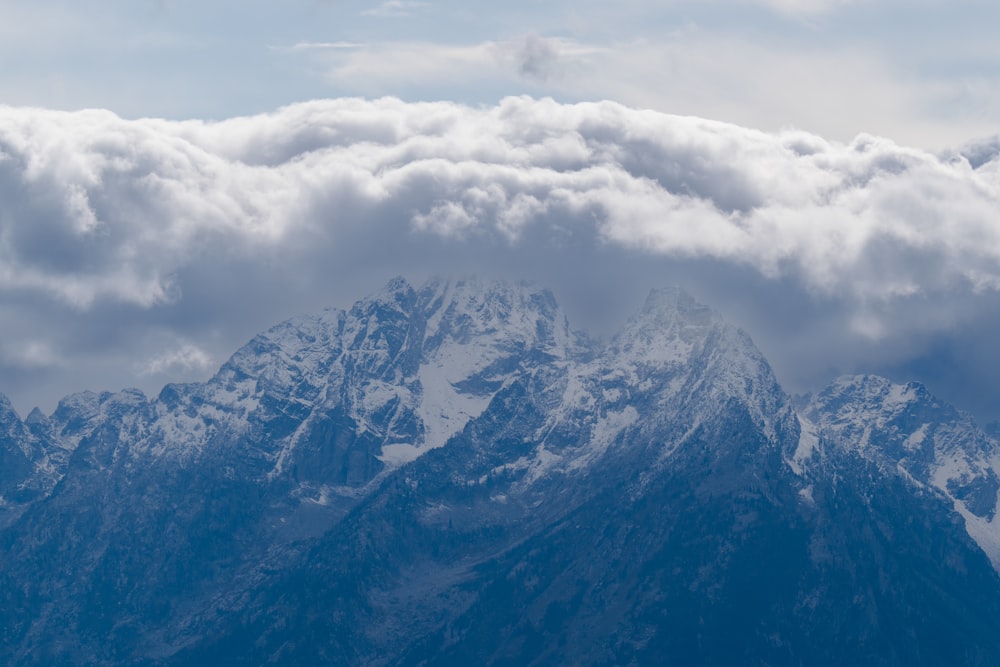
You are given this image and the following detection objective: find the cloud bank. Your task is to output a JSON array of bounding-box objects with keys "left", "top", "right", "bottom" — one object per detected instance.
[
  {"left": 2, "top": 96, "right": 998, "bottom": 307},
  {"left": 1, "top": 97, "right": 999, "bottom": 416}
]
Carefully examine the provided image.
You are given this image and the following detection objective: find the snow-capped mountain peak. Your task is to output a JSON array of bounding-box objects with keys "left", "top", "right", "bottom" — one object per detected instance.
[
  {"left": 7, "top": 277, "right": 1000, "bottom": 664},
  {"left": 802, "top": 373, "right": 1000, "bottom": 565},
  {"left": 609, "top": 286, "right": 721, "bottom": 366}
]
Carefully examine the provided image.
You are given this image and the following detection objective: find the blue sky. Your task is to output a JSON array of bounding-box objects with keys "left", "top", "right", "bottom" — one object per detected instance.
[
  {"left": 3, "top": 0, "right": 999, "bottom": 147},
  {"left": 1, "top": 1, "right": 1000, "bottom": 422}
]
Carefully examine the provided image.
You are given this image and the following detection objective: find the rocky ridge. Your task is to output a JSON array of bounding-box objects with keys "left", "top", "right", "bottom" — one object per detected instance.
[{"left": 1, "top": 276, "right": 1000, "bottom": 665}]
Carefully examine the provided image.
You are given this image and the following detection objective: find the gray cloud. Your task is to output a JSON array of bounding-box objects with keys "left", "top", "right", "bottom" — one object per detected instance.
[
  {"left": 1, "top": 97, "right": 999, "bottom": 419},
  {"left": 515, "top": 35, "right": 561, "bottom": 80}
]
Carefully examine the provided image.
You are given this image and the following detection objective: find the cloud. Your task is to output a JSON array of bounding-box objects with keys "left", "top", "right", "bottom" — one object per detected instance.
[
  {"left": 291, "top": 34, "right": 1000, "bottom": 150},
  {"left": 138, "top": 344, "right": 213, "bottom": 376},
  {"left": 361, "top": 1, "right": 430, "bottom": 18},
  {"left": 514, "top": 35, "right": 561, "bottom": 81},
  {"left": 291, "top": 35, "right": 605, "bottom": 99},
  {"left": 3, "top": 96, "right": 1000, "bottom": 310},
  {"left": 282, "top": 42, "right": 364, "bottom": 52},
  {"left": 1, "top": 340, "right": 63, "bottom": 370},
  {"left": 746, "top": 0, "right": 862, "bottom": 15},
  {"left": 1, "top": 97, "right": 1000, "bottom": 417}
]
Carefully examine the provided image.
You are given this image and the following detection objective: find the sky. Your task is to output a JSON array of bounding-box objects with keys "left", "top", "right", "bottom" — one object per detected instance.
[{"left": 1, "top": 0, "right": 1000, "bottom": 423}]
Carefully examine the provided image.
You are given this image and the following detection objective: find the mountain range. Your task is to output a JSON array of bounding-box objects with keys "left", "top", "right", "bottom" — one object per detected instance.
[{"left": 2, "top": 276, "right": 1000, "bottom": 665}]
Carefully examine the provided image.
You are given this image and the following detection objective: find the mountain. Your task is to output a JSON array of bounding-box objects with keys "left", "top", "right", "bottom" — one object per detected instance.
[
  {"left": 2, "top": 277, "right": 1000, "bottom": 665},
  {"left": 799, "top": 374, "right": 1000, "bottom": 567},
  {"left": 0, "top": 393, "right": 68, "bottom": 529}
]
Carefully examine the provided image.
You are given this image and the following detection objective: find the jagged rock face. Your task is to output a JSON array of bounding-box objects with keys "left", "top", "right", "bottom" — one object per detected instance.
[
  {"left": 0, "top": 276, "right": 582, "bottom": 665},
  {"left": 2, "top": 277, "right": 1000, "bottom": 666},
  {"left": 0, "top": 393, "right": 66, "bottom": 526},
  {"left": 801, "top": 374, "right": 1000, "bottom": 566},
  {"left": 0, "top": 394, "right": 34, "bottom": 505}
]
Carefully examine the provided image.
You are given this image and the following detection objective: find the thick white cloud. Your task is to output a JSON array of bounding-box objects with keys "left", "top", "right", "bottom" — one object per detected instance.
[
  {"left": 1, "top": 97, "right": 999, "bottom": 415},
  {"left": 2, "top": 97, "right": 997, "bottom": 307}
]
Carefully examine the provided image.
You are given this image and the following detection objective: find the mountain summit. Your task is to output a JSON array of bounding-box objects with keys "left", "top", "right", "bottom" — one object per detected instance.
[{"left": 2, "top": 277, "right": 1000, "bottom": 665}]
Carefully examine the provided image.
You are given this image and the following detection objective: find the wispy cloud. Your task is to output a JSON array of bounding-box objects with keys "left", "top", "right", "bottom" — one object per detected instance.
[
  {"left": 294, "top": 35, "right": 998, "bottom": 149},
  {"left": 138, "top": 344, "right": 213, "bottom": 376},
  {"left": 745, "top": 0, "right": 863, "bottom": 16},
  {"left": 283, "top": 41, "right": 364, "bottom": 52},
  {"left": 1, "top": 341, "right": 64, "bottom": 370},
  {"left": 361, "top": 1, "right": 430, "bottom": 18},
  {"left": 303, "top": 35, "right": 605, "bottom": 99}
]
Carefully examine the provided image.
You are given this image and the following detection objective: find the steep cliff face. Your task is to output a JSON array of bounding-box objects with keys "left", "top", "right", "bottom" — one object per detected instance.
[
  {"left": 2, "top": 277, "right": 1000, "bottom": 666},
  {"left": 801, "top": 374, "right": 1000, "bottom": 566},
  {"left": 0, "top": 394, "right": 35, "bottom": 514},
  {"left": 0, "top": 393, "right": 67, "bottom": 528}
]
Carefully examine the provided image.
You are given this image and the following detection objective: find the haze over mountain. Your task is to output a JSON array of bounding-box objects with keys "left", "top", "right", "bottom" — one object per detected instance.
[{"left": 3, "top": 276, "right": 1000, "bottom": 665}]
